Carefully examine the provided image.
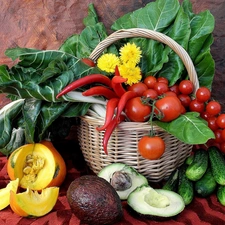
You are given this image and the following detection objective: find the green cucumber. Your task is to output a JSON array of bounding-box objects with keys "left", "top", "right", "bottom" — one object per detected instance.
[
  {"left": 194, "top": 167, "right": 217, "bottom": 197},
  {"left": 185, "top": 149, "right": 208, "bottom": 181},
  {"left": 217, "top": 185, "right": 225, "bottom": 206},
  {"left": 178, "top": 165, "right": 194, "bottom": 205},
  {"left": 162, "top": 169, "right": 179, "bottom": 191},
  {"left": 208, "top": 146, "right": 225, "bottom": 185},
  {"left": 185, "top": 154, "right": 194, "bottom": 165}
]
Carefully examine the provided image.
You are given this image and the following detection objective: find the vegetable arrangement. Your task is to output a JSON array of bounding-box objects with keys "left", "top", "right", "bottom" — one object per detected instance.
[
  {"left": 162, "top": 146, "right": 225, "bottom": 206},
  {"left": 0, "top": 0, "right": 216, "bottom": 157}
]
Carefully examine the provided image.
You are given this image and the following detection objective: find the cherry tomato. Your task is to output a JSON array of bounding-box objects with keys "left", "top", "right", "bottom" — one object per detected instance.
[
  {"left": 143, "top": 76, "right": 157, "bottom": 89},
  {"left": 195, "top": 87, "right": 211, "bottom": 103},
  {"left": 189, "top": 99, "right": 205, "bottom": 113},
  {"left": 221, "top": 129, "right": 225, "bottom": 141},
  {"left": 200, "top": 111, "right": 213, "bottom": 121},
  {"left": 127, "top": 82, "right": 148, "bottom": 97},
  {"left": 169, "top": 84, "right": 180, "bottom": 95},
  {"left": 155, "top": 96, "right": 182, "bottom": 122},
  {"left": 153, "top": 82, "right": 169, "bottom": 95},
  {"left": 142, "top": 89, "right": 158, "bottom": 99},
  {"left": 216, "top": 114, "right": 225, "bottom": 129},
  {"left": 207, "top": 116, "right": 219, "bottom": 131},
  {"left": 138, "top": 136, "right": 165, "bottom": 160},
  {"left": 178, "top": 94, "right": 191, "bottom": 108},
  {"left": 220, "top": 142, "right": 225, "bottom": 154},
  {"left": 164, "top": 91, "right": 177, "bottom": 97},
  {"left": 214, "top": 129, "right": 224, "bottom": 143},
  {"left": 157, "top": 77, "right": 169, "bottom": 85},
  {"left": 178, "top": 80, "right": 194, "bottom": 95},
  {"left": 206, "top": 100, "right": 221, "bottom": 116},
  {"left": 124, "top": 97, "right": 152, "bottom": 122}
]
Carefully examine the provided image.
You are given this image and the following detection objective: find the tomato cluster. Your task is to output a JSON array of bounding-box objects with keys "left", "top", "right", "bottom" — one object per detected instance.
[{"left": 123, "top": 75, "right": 225, "bottom": 159}]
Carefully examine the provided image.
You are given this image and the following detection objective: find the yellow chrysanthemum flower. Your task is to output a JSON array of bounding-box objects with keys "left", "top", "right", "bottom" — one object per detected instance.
[
  {"left": 97, "top": 53, "right": 121, "bottom": 73},
  {"left": 120, "top": 42, "right": 142, "bottom": 65},
  {"left": 118, "top": 63, "right": 142, "bottom": 86}
]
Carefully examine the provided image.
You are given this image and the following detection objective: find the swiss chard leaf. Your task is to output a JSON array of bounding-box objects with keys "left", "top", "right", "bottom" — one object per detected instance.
[
  {"left": 154, "top": 112, "right": 215, "bottom": 144},
  {"left": 0, "top": 127, "right": 25, "bottom": 156},
  {"left": 111, "top": 0, "right": 180, "bottom": 32},
  {"left": 22, "top": 98, "right": 42, "bottom": 143},
  {"left": 0, "top": 99, "right": 24, "bottom": 148},
  {"left": 35, "top": 101, "right": 71, "bottom": 141},
  {"left": 158, "top": 6, "right": 191, "bottom": 85}
]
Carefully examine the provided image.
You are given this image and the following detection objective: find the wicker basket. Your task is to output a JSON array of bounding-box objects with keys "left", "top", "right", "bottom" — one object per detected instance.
[{"left": 77, "top": 28, "right": 199, "bottom": 182}]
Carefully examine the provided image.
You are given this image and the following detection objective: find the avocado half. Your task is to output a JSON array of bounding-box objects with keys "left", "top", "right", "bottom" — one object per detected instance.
[
  {"left": 98, "top": 163, "right": 148, "bottom": 200},
  {"left": 127, "top": 185, "right": 185, "bottom": 219}
]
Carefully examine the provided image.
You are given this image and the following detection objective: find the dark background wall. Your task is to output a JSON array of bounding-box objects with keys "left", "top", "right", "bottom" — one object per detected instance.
[{"left": 0, "top": 0, "right": 224, "bottom": 110}]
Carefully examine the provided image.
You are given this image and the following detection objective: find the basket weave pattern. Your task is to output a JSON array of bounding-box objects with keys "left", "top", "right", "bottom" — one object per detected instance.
[{"left": 78, "top": 28, "right": 198, "bottom": 182}]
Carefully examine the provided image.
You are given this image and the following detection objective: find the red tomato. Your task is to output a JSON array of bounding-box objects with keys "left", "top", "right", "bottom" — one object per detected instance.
[
  {"left": 124, "top": 97, "right": 152, "bottom": 122},
  {"left": 216, "top": 114, "right": 225, "bottom": 129},
  {"left": 143, "top": 76, "right": 157, "bottom": 89},
  {"left": 138, "top": 136, "right": 165, "bottom": 160},
  {"left": 200, "top": 111, "right": 213, "bottom": 121},
  {"left": 178, "top": 80, "right": 194, "bottom": 95},
  {"left": 206, "top": 100, "right": 222, "bottom": 116},
  {"left": 220, "top": 142, "right": 225, "bottom": 154},
  {"left": 196, "top": 86, "right": 211, "bottom": 103},
  {"left": 222, "top": 129, "right": 225, "bottom": 141},
  {"left": 207, "top": 116, "right": 219, "bottom": 131},
  {"left": 189, "top": 99, "right": 205, "bottom": 113},
  {"left": 164, "top": 91, "right": 177, "bottom": 97},
  {"left": 155, "top": 96, "right": 182, "bottom": 122},
  {"left": 169, "top": 84, "right": 180, "bottom": 95},
  {"left": 214, "top": 129, "right": 224, "bottom": 143},
  {"left": 157, "top": 77, "right": 169, "bottom": 85},
  {"left": 153, "top": 82, "right": 169, "bottom": 95},
  {"left": 178, "top": 94, "right": 191, "bottom": 108},
  {"left": 142, "top": 89, "right": 158, "bottom": 99},
  {"left": 127, "top": 82, "right": 148, "bottom": 97}
]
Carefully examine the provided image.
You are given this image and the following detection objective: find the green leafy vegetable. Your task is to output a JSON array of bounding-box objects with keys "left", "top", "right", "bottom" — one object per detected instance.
[
  {"left": 0, "top": 99, "right": 24, "bottom": 149},
  {"left": 154, "top": 112, "right": 215, "bottom": 144}
]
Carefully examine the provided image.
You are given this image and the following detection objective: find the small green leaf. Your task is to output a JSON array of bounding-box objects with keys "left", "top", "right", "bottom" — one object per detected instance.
[{"left": 154, "top": 112, "right": 215, "bottom": 144}]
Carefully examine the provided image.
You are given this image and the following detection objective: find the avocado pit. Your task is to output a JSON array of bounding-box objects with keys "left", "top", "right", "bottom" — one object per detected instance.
[{"left": 110, "top": 171, "right": 132, "bottom": 191}]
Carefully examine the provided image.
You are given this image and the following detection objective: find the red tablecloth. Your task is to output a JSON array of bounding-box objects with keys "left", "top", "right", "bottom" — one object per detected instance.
[{"left": 1, "top": 145, "right": 225, "bottom": 225}]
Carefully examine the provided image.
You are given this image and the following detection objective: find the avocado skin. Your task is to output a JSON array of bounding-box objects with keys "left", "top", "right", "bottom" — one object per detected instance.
[{"left": 67, "top": 175, "right": 123, "bottom": 225}]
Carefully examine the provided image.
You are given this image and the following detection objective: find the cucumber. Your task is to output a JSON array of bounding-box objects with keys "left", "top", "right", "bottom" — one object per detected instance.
[
  {"left": 194, "top": 167, "right": 217, "bottom": 197},
  {"left": 217, "top": 185, "right": 225, "bottom": 206},
  {"left": 185, "top": 154, "right": 194, "bottom": 165},
  {"left": 208, "top": 146, "right": 225, "bottom": 185},
  {"left": 185, "top": 149, "right": 208, "bottom": 181},
  {"left": 178, "top": 165, "right": 194, "bottom": 205},
  {"left": 162, "top": 169, "right": 179, "bottom": 191}
]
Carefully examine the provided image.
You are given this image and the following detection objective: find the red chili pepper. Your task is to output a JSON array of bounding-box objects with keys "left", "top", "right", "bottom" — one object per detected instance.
[
  {"left": 56, "top": 74, "right": 112, "bottom": 99},
  {"left": 96, "top": 98, "right": 119, "bottom": 131},
  {"left": 81, "top": 58, "right": 96, "bottom": 67},
  {"left": 112, "top": 76, "right": 127, "bottom": 84},
  {"left": 111, "top": 66, "right": 127, "bottom": 97},
  {"left": 115, "top": 91, "right": 137, "bottom": 122},
  {"left": 103, "top": 114, "right": 125, "bottom": 154},
  {"left": 82, "top": 86, "right": 118, "bottom": 99}
]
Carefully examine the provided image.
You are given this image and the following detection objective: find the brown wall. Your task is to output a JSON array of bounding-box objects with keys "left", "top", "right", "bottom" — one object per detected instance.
[{"left": 0, "top": 0, "right": 224, "bottom": 110}]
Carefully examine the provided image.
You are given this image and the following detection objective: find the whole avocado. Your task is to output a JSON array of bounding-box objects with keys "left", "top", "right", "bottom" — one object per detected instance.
[{"left": 67, "top": 175, "right": 123, "bottom": 225}]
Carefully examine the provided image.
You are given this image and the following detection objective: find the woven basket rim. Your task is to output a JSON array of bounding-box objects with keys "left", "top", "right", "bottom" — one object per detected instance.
[{"left": 89, "top": 28, "right": 199, "bottom": 93}]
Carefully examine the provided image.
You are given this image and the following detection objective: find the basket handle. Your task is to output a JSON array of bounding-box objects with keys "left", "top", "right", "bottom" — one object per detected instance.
[{"left": 89, "top": 28, "right": 199, "bottom": 93}]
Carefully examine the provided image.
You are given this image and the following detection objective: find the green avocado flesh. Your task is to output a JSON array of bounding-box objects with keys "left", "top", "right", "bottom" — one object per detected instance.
[
  {"left": 127, "top": 185, "right": 185, "bottom": 218},
  {"left": 98, "top": 163, "right": 148, "bottom": 200}
]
